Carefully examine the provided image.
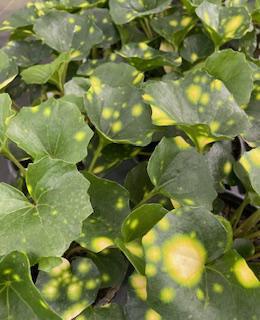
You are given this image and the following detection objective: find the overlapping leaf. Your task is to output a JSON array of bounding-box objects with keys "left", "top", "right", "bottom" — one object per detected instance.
[
  {"left": 79, "top": 303, "right": 125, "bottom": 319},
  {"left": 0, "top": 93, "right": 15, "bottom": 150},
  {"left": 0, "top": 49, "right": 18, "bottom": 90}
]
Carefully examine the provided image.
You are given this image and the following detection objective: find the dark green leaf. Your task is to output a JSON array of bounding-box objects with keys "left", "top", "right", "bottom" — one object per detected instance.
[{"left": 0, "top": 49, "right": 18, "bottom": 90}]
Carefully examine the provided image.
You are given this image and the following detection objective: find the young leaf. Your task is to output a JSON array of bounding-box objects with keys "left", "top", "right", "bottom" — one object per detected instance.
[
  {"left": 109, "top": 0, "right": 172, "bottom": 24},
  {"left": 0, "top": 157, "right": 92, "bottom": 258},
  {"left": 205, "top": 49, "right": 254, "bottom": 105},
  {"left": 0, "top": 93, "right": 15, "bottom": 150},
  {"left": 7, "top": 98, "right": 93, "bottom": 163},
  {"left": 147, "top": 137, "right": 217, "bottom": 209},
  {"left": 143, "top": 207, "right": 259, "bottom": 319},
  {"left": 78, "top": 173, "right": 130, "bottom": 252},
  {"left": 0, "top": 251, "right": 61, "bottom": 320},
  {"left": 37, "top": 257, "right": 100, "bottom": 319},
  {"left": 0, "top": 49, "right": 18, "bottom": 90}
]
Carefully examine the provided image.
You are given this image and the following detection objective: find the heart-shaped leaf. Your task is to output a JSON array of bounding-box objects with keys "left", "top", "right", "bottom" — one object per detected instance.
[
  {"left": 7, "top": 98, "right": 93, "bottom": 163},
  {"left": 0, "top": 157, "right": 92, "bottom": 258},
  {"left": 37, "top": 257, "right": 100, "bottom": 320},
  {"left": 147, "top": 137, "right": 217, "bottom": 209},
  {"left": 0, "top": 49, "right": 18, "bottom": 90},
  {"left": 0, "top": 251, "right": 61, "bottom": 320}
]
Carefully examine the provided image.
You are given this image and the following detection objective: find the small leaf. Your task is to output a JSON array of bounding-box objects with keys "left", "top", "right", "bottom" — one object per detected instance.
[
  {"left": 118, "top": 42, "right": 182, "bottom": 71},
  {"left": 147, "top": 137, "right": 217, "bottom": 209},
  {"left": 0, "top": 49, "right": 18, "bottom": 90},
  {"left": 0, "top": 93, "right": 15, "bottom": 150},
  {"left": 7, "top": 98, "right": 93, "bottom": 163},
  {"left": 109, "top": 0, "right": 172, "bottom": 25},
  {"left": 37, "top": 257, "right": 100, "bottom": 319},
  {"left": 0, "top": 251, "right": 61, "bottom": 319},
  {"left": 0, "top": 157, "right": 92, "bottom": 258},
  {"left": 78, "top": 173, "right": 130, "bottom": 252}
]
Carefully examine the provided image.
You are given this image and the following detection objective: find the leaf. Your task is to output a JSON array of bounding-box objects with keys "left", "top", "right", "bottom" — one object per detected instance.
[
  {"left": 64, "top": 77, "right": 90, "bottom": 95},
  {"left": 0, "top": 49, "right": 18, "bottom": 90},
  {"left": 78, "top": 303, "right": 125, "bottom": 319},
  {"left": 0, "top": 93, "right": 15, "bottom": 150},
  {"left": 109, "top": 0, "right": 172, "bottom": 25},
  {"left": 196, "top": 1, "right": 252, "bottom": 46},
  {"left": 143, "top": 70, "right": 249, "bottom": 149},
  {"left": 78, "top": 173, "right": 130, "bottom": 252},
  {"left": 143, "top": 207, "right": 260, "bottom": 319},
  {"left": 86, "top": 82, "right": 154, "bottom": 146},
  {"left": 0, "top": 157, "right": 92, "bottom": 258},
  {"left": 0, "top": 6, "right": 37, "bottom": 31},
  {"left": 205, "top": 49, "right": 254, "bottom": 105},
  {"left": 38, "top": 257, "right": 63, "bottom": 273},
  {"left": 147, "top": 137, "right": 217, "bottom": 209},
  {"left": 7, "top": 98, "right": 93, "bottom": 163},
  {"left": 180, "top": 33, "right": 214, "bottom": 63},
  {"left": 150, "top": 11, "right": 196, "bottom": 47},
  {"left": 33, "top": 10, "right": 103, "bottom": 58},
  {"left": 118, "top": 42, "right": 182, "bottom": 71},
  {"left": 37, "top": 257, "right": 100, "bottom": 320},
  {"left": 122, "top": 204, "right": 168, "bottom": 242},
  {"left": 54, "top": 0, "right": 106, "bottom": 9},
  {"left": 0, "top": 251, "right": 61, "bottom": 320}
]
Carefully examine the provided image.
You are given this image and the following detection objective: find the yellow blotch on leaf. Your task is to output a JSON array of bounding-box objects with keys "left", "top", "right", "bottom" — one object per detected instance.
[
  {"left": 143, "top": 229, "right": 157, "bottom": 246},
  {"left": 186, "top": 84, "right": 202, "bottom": 104},
  {"left": 213, "top": 283, "right": 224, "bottom": 293},
  {"left": 240, "top": 157, "right": 251, "bottom": 172},
  {"left": 31, "top": 106, "right": 39, "bottom": 113},
  {"left": 142, "top": 93, "right": 154, "bottom": 103},
  {"left": 157, "top": 217, "right": 170, "bottom": 231},
  {"left": 162, "top": 235, "right": 206, "bottom": 287},
  {"left": 90, "top": 76, "right": 102, "bottom": 95},
  {"left": 102, "top": 107, "right": 113, "bottom": 119},
  {"left": 173, "top": 136, "right": 190, "bottom": 150},
  {"left": 160, "top": 287, "right": 175, "bottom": 303},
  {"left": 130, "top": 274, "right": 147, "bottom": 301},
  {"left": 146, "top": 246, "right": 161, "bottom": 262},
  {"left": 43, "top": 107, "right": 51, "bottom": 117},
  {"left": 180, "top": 16, "right": 192, "bottom": 27},
  {"left": 74, "top": 131, "right": 86, "bottom": 142},
  {"left": 67, "top": 283, "right": 82, "bottom": 301},
  {"left": 111, "top": 120, "right": 122, "bottom": 133},
  {"left": 200, "top": 93, "right": 210, "bottom": 105},
  {"left": 132, "top": 104, "right": 143, "bottom": 117},
  {"left": 139, "top": 42, "right": 148, "bottom": 50},
  {"left": 223, "top": 161, "right": 232, "bottom": 175},
  {"left": 191, "top": 53, "right": 198, "bottom": 62},
  {"left": 210, "top": 79, "right": 222, "bottom": 91},
  {"left": 209, "top": 121, "right": 220, "bottom": 133},
  {"left": 224, "top": 15, "right": 244, "bottom": 38},
  {"left": 169, "top": 19, "right": 178, "bottom": 27},
  {"left": 151, "top": 105, "right": 175, "bottom": 126},
  {"left": 196, "top": 288, "right": 205, "bottom": 300},
  {"left": 145, "top": 309, "right": 161, "bottom": 320},
  {"left": 233, "top": 259, "right": 259, "bottom": 288},
  {"left": 249, "top": 148, "right": 260, "bottom": 166},
  {"left": 92, "top": 237, "right": 113, "bottom": 252}
]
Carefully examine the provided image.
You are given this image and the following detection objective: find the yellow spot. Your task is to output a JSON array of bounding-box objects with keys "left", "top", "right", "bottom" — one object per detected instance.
[
  {"left": 132, "top": 104, "right": 143, "bottom": 117},
  {"left": 180, "top": 17, "right": 192, "bottom": 27},
  {"left": 151, "top": 105, "right": 175, "bottom": 126},
  {"left": 116, "top": 197, "right": 125, "bottom": 209},
  {"left": 102, "top": 107, "right": 113, "bottom": 119},
  {"left": 74, "top": 25, "right": 82, "bottom": 32},
  {"left": 233, "top": 259, "right": 259, "bottom": 288},
  {"left": 68, "top": 17, "right": 75, "bottom": 24},
  {"left": 85, "top": 279, "right": 97, "bottom": 290},
  {"left": 160, "top": 287, "right": 175, "bottom": 303},
  {"left": 126, "top": 241, "right": 143, "bottom": 257},
  {"left": 102, "top": 273, "right": 110, "bottom": 282},
  {"left": 223, "top": 161, "right": 232, "bottom": 175},
  {"left": 173, "top": 137, "right": 190, "bottom": 150},
  {"left": 143, "top": 230, "right": 156, "bottom": 246},
  {"left": 171, "top": 199, "right": 181, "bottom": 209},
  {"left": 144, "top": 51, "right": 152, "bottom": 59},
  {"left": 240, "top": 157, "right": 251, "bottom": 172},
  {"left": 77, "top": 260, "right": 90, "bottom": 274},
  {"left": 145, "top": 309, "right": 161, "bottom": 320},
  {"left": 113, "top": 111, "right": 120, "bottom": 119},
  {"left": 67, "top": 283, "right": 82, "bottom": 301},
  {"left": 200, "top": 93, "right": 210, "bottom": 105},
  {"left": 139, "top": 42, "right": 148, "bottom": 50},
  {"left": 196, "top": 288, "right": 205, "bottom": 300},
  {"left": 129, "top": 219, "right": 139, "bottom": 229},
  {"left": 157, "top": 217, "right": 170, "bottom": 231},
  {"left": 142, "top": 93, "right": 154, "bottom": 103},
  {"left": 249, "top": 148, "right": 260, "bottom": 166},
  {"left": 90, "top": 76, "right": 102, "bottom": 94},
  {"left": 31, "top": 106, "right": 39, "bottom": 113},
  {"left": 132, "top": 72, "right": 144, "bottom": 85},
  {"left": 169, "top": 19, "right": 178, "bottom": 27},
  {"left": 43, "top": 107, "right": 51, "bottom": 117},
  {"left": 162, "top": 235, "right": 206, "bottom": 287},
  {"left": 111, "top": 120, "right": 122, "bottom": 133},
  {"left": 130, "top": 274, "right": 147, "bottom": 301},
  {"left": 203, "top": 12, "right": 210, "bottom": 25},
  {"left": 209, "top": 121, "right": 220, "bottom": 133},
  {"left": 183, "top": 198, "right": 195, "bottom": 205},
  {"left": 210, "top": 79, "right": 222, "bottom": 91},
  {"left": 191, "top": 53, "right": 198, "bottom": 62},
  {"left": 146, "top": 246, "right": 161, "bottom": 262},
  {"left": 146, "top": 264, "right": 157, "bottom": 277},
  {"left": 92, "top": 237, "right": 113, "bottom": 252},
  {"left": 186, "top": 84, "right": 202, "bottom": 104},
  {"left": 225, "top": 15, "right": 244, "bottom": 38},
  {"left": 74, "top": 131, "right": 86, "bottom": 142},
  {"left": 213, "top": 283, "right": 224, "bottom": 293},
  {"left": 89, "top": 26, "right": 95, "bottom": 34}
]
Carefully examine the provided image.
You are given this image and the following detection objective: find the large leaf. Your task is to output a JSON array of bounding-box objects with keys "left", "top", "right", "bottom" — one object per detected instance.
[
  {"left": 143, "top": 70, "right": 249, "bottom": 149},
  {"left": 147, "top": 137, "right": 217, "bottom": 209},
  {"left": 7, "top": 98, "right": 93, "bottom": 164},
  {"left": 86, "top": 82, "right": 154, "bottom": 146},
  {"left": 109, "top": 0, "right": 172, "bottom": 24},
  {"left": 205, "top": 49, "right": 254, "bottom": 105},
  {"left": 118, "top": 42, "right": 182, "bottom": 71},
  {"left": 143, "top": 207, "right": 260, "bottom": 319},
  {"left": 0, "top": 251, "right": 61, "bottom": 320},
  {"left": 33, "top": 10, "right": 103, "bottom": 58},
  {"left": 37, "top": 257, "right": 100, "bottom": 320},
  {"left": 78, "top": 173, "right": 130, "bottom": 252},
  {"left": 0, "top": 157, "right": 92, "bottom": 258},
  {"left": 0, "top": 49, "right": 18, "bottom": 90},
  {"left": 196, "top": 1, "right": 252, "bottom": 46},
  {"left": 0, "top": 93, "right": 15, "bottom": 150}
]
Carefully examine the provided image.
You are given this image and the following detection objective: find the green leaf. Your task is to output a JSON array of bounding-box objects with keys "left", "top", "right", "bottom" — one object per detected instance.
[
  {"left": 205, "top": 49, "right": 254, "bottom": 105},
  {"left": 7, "top": 98, "right": 93, "bottom": 163},
  {"left": 147, "top": 137, "right": 217, "bottom": 209},
  {"left": 38, "top": 257, "right": 63, "bottom": 273},
  {"left": 86, "top": 82, "right": 154, "bottom": 146},
  {"left": 0, "top": 93, "right": 15, "bottom": 150},
  {"left": 79, "top": 303, "right": 125, "bottom": 319},
  {"left": 0, "top": 251, "right": 61, "bottom": 320},
  {"left": 0, "top": 157, "right": 92, "bottom": 258},
  {"left": 0, "top": 49, "right": 18, "bottom": 90},
  {"left": 78, "top": 173, "right": 130, "bottom": 252},
  {"left": 33, "top": 10, "right": 103, "bottom": 58},
  {"left": 151, "top": 11, "right": 196, "bottom": 47},
  {"left": 180, "top": 33, "right": 214, "bottom": 63},
  {"left": 0, "top": 6, "right": 37, "bottom": 31},
  {"left": 109, "top": 0, "right": 172, "bottom": 24},
  {"left": 233, "top": 238, "right": 255, "bottom": 258},
  {"left": 143, "top": 70, "right": 249, "bottom": 149},
  {"left": 37, "top": 257, "right": 100, "bottom": 319},
  {"left": 143, "top": 207, "right": 260, "bottom": 319},
  {"left": 118, "top": 42, "right": 182, "bottom": 71},
  {"left": 122, "top": 204, "right": 168, "bottom": 242},
  {"left": 196, "top": 1, "right": 252, "bottom": 46},
  {"left": 53, "top": 0, "right": 106, "bottom": 9}
]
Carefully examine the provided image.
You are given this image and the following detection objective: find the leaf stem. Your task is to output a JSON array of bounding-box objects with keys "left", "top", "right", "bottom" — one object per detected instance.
[
  {"left": 231, "top": 193, "right": 250, "bottom": 229},
  {"left": 88, "top": 137, "right": 105, "bottom": 173},
  {"left": 245, "top": 230, "right": 260, "bottom": 240},
  {"left": 247, "top": 252, "right": 260, "bottom": 261},
  {"left": 234, "top": 209, "right": 260, "bottom": 237},
  {"left": 2, "top": 147, "right": 26, "bottom": 177},
  {"left": 134, "top": 188, "right": 158, "bottom": 209},
  {"left": 140, "top": 18, "right": 153, "bottom": 39}
]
